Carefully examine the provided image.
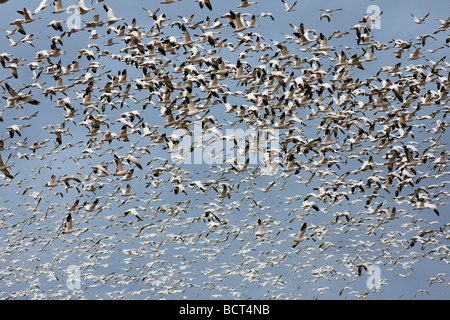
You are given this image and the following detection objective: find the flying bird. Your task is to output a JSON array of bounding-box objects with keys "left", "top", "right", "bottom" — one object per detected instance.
[
  {"left": 196, "top": 0, "right": 212, "bottom": 11},
  {"left": 410, "top": 12, "right": 430, "bottom": 24},
  {"left": 238, "top": 0, "right": 258, "bottom": 8},
  {"left": 0, "top": 153, "right": 14, "bottom": 179},
  {"left": 255, "top": 218, "right": 267, "bottom": 237},
  {"left": 52, "top": 0, "right": 67, "bottom": 14},
  {"left": 77, "top": 0, "right": 94, "bottom": 15},
  {"left": 83, "top": 198, "right": 99, "bottom": 212},
  {"left": 103, "top": 4, "right": 124, "bottom": 25},
  {"left": 124, "top": 208, "right": 143, "bottom": 221},
  {"left": 62, "top": 213, "right": 80, "bottom": 234},
  {"left": 292, "top": 222, "right": 307, "bottom": 248},
  {"left": 281, "top": 0, "right": 297, "bottom": 12},
  {"left": 357, "top": 262, "right": 370, "bottom": 276}
]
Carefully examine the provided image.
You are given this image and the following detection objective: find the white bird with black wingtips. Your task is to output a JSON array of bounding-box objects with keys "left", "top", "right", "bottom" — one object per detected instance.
[
  {"left": 124, "top": 208, "right": 143, "bottom": 221},
  {"left": 83, "top": 198, "right": 99, "bottom": 212},
  {"left": 281, "top": 0, "right": 297, "bottom": 12},
  {"left": 255, "top": 218, "right": 267, "bottom": 237},
  {"left": 113, "top": 154, "right": 127, "bottom": 176},
  {"left": 292, "top": 222, "right": 307, "bottom": 248},
  {"left": 103, "top": 4, "right": 124, "bottom": 25},
  {"left": 0, "top": 153, "right": 14, "bottom": 179},
  {"left": 62, "top": 213, "right": 80, "bottom": 234},
  {"left": 356, "top": 262, "right": 370, "bottom": 276}
]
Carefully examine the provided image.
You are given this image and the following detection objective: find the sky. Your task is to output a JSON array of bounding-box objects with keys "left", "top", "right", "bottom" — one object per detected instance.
[{"left": 0, "top": 0, "right": 449, "bottom": 300}]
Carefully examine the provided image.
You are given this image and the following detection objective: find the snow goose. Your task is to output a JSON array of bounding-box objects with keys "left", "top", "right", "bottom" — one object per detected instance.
[
  {"left": 196, "top": 0, "right": 212, "bottom": 11},
  {"left": 121, "top": 168, "right": 136, "bottom": 181},
  {"left": 62, "top": 213, "right": 80, "bottom": 234},
  {"left": 124, "top": 155, "right": 143, "bottom": 170},
  {"left": 0, "top": 153, "right": 14, "bottom": 179},
  {"left": 281, "top": 0, "right": 297, "bottom": 12},
  {"left": 124, "top": 208, "right": 143, "bottom": 221},
  {"left": 113, "top": 154, "right": 127, "bottom": 176},
  {"left": 316, "top": 33, "right": 334, "bottom": 51},
  {"left": 214, "top": 183, "right": 231, "bottom": 199},
  {"left": 77, "top": 0, "right": 94, "bottom": 15},
  {"left": 52, "top": 0, "right": 66, "bottom": 14},
  {"left": 103, "top": 4, "right": 124, "bottom": 25},
  {"left": 292, "top": 222, "right": 307, "bottom": 248},
  {"left": 44, "top": 174, "right": 62, "bottom": 188},
  {"left": 410, "top": 12, "right": 430, "bottom": 24},
  {"left": 238, "top": 0, "right": 258, "bottom": 8},
  {"left": 83, "top": 198, "right": 99, "bottom": 212},
  {"left": 17, "top": 7, "right": 41, "bottom": 23},
  {"left": 204, "top": 209, "right": 224, "bottom": 225},
  {"left": 356, "top": 262, "right": 370, "bottom": 276},
  {"left": 416, "top": 197, "right": 440, "bottom": 216},
  {"left": 121, "top": 184, "right": 135, "bottom": 197},
  {"left": 255, "top": 219, "right": 267, "bottom": 237}
]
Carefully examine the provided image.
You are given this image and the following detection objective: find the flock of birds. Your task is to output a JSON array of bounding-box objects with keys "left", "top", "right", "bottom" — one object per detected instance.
[{"left": 0, "top": 0, "right": 449, "bottom": 299}]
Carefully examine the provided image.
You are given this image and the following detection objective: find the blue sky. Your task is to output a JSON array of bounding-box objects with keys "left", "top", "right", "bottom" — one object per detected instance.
[{"left": 0, "top": 0, "right": 449, "bottom": 300}]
